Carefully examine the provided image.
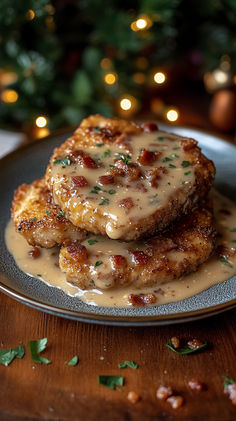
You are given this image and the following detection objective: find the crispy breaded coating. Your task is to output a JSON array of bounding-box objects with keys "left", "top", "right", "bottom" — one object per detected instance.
[
  {"left": 59, "top": 200, "right": 216, "bottom": 290},
  {"left": 46, "top": 115, "right": 215, "bottom": 241},
  {"left": 11, "top": 178, "right": 87, "bottom": 248}
]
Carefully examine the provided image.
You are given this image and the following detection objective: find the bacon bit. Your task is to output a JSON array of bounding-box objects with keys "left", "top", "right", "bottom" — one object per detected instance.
[
  {"left": 188, "top": 379, "right": 205, "bottom": 391},
  {"left": 126, "top": 163, "right": 141, "bottom": 181},
  {"left": 127, "top": 391, "right": 140, "bottom": 404},
  {"left": 72, "top": 176, "right": 88, "bottom": 187},
  {"left": 141, "top": 122, "right": 158, "bottom": 132},
  {"left": 146, "top": 166, "right": 168, "bottom": 187},
  {"left": 224, "top": 383, "right": 236, "bottom": 405},
  {"left": 129, "top": 293, "right": 157, "bottom": 306},
  {"left": 166, "top": 395, "right": 184, "bottom": 409},
  {"left": 82, "top": 155, "right": 97, "bottom": 169},
  {"left": 28, "top": 247, "right": 41, "bottom": 259},
  {"left": 216, "top": 245, "right": 236, "bottom": 258},
  {"left": 110, "top": 166, "right": 125, "bottom": 177},
  {"left": 170, "top": 337, "right": 180, "bottom": 349},
  {"left": 67, "top": 242, "right": 88, "bottom": 262},
  {"left": 156, "top": 385, "right": 173, "bottom": 401},
  {"left": 219, "top": 209, "right": 231, "bottom": 216},
  {"left": 98, "top": 174, "right": 115, "bottom": 185},
  {"left": 138, "top": 149, "right": 160, "bottom": 166},
  {"left": 181, "top": 138, "right": 197, "bottom": 151},
  {"left": 133, "top": 181, "right": 147, "bottom": 192},
  {"left": 110, "top": 255, "right": 127, "bottom": 268},
  {"left": 119, "top": 197, "right": 134, "bottom": 211},
  {"left": 69, "top": 149, "right": 84, "bottom": 163},
  {"left": 128, "top": 250, "right": 149, "bottom": 265},
  {"left": 187, "top": 339, "right": 203, "bottom": 350}
]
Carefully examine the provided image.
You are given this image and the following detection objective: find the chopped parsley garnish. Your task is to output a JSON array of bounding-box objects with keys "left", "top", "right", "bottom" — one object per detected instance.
[
  {"left": 173, "top": 146, "right": 181, "bottom": 150},
  {"left": 37, "top": 274, "right": 42, "bottom": 277},
  {"left": 99, "top": 198, "right": 109, "bottom": 205},
  {"left": 118, "top": 360, "right": 139, "bottom": 369},
  {"left": 32, "top": 217, "right": 37, "bottom": 222},
  {"left": 166, "top": 340, "right": 208, "bottom": 355},
  {"left": 171, "top": 153, "right": 179, "bottom": 158},
  {"left": 53, "top": 157, "right": 71, "bottom": 167},
  {"left": 103, "top": 149, "right": 111, "bottom": 157},
  {"left": 91, "top": 154, "right": 101, "bottom": 162},
  {"left": 28, "top": 338, "right": 51, "bottom": 364},
  {"left": 65, "top": 356, "right": 79, "bottom": 366},
  {"left": 229, "top": 228, "right": 236, "bottom": 232},
  {"left": 0, "top": 345, "right": 25, "bottom": 366},
  {"left": 109, "top": 165, "right": 115, "bottom": 169},
  {"left": 114, "top": 152, "right": 132, "bottom": 165},
  {"left": 162, "top": 157, "right": 172, "bottom": 162},
  {"left": 90, "top": 186, "right": 101, "bottom": 194},
  {"left": 181, "top": 181, "right": 186, "bottom": 184},
  {"left": 169, "top": 164, "right": 176, "bottom": 168},
  {"left": 223, "top": 375, "right": 235, "bottom": 387},
  {"left": 88, "top": 239, "right": 98, "bottom": 245},
  {"left": 184, "top": 171, "right": 191, "bottom": 176},
  {"left": 108, "top": 189, "right": 116, "bottom": 195},
  {"left": 46, "top": 211, "right": 51, "bottom": 215},
  {"left": 96, "top": 143, "right": 104, "bottom": 147},
  {"left": 181, "top": 160, "right": 190, "bottom": 168},
  {"left": 168, "top": 182, "right": 171, "bottom": 185},
  {"left": 219, "top": 257, "right": 233, "bottom": 268},
  {"left": 93, "top": 127, "right": 102, "bottom": 134},
  {"left": 58, "top": 210, "right": 65, "bottom": 217},
  {"left": 98, "top": 375, "right": 124, "bottom": 390},
  {"left": 95, "top": 261, "right": 103, "bottom": 267},
  {"left": 156, "top": 136, "right": 164, "bottom": 141}
]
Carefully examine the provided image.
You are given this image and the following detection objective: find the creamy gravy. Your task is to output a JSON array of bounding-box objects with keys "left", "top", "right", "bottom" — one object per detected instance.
[
  {"left": 5, "top": 190, "right": 236, "bottom": 307},
  {"left": 50, "top": 130, "right": 195, "bottom": 239}
]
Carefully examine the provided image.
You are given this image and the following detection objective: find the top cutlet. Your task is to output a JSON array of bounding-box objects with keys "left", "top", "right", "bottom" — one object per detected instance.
[{"left": 46, "top": 114, "right": 216, "bottom": 241}]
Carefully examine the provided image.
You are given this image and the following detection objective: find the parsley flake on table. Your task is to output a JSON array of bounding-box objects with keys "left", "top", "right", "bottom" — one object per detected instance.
[
  {"left": 96, "top": 143, "right": 104, "bottom": 147},
  {"left": 53, "top": 157, "right": 71, "bottom": 167},
  {"left": 98, "top": 375, "right": 124, "bottom": 390},
  {"left": 108, "top": 189, "right": 116, "bottom": 195},
  {"left": 118, "top": 360, "right": 139, "bottom": 369},
  {"left": 88, "top": 239, "right": 98, "bottom": 245},
  {"left": 223, "top": 375, "right": 235, "bottom": 387},
  {"left": 169, "top": 164, "right": 176, "bottom": 168},
  {"left": 181, "top": 160, "right": 190, "bottom": 168},
  {"left": 184, "top": 171, "right": 191, "bottom": 176},
  {"left": 28, "top": 338, "right": 51, "bottom": 364},
  {"left": 0, "top": 345, "right": 25, "bottom": 366},
  {"left": 162, "top": 157, "right": 172, "bottom": 162},
  {"left": 219, "top": 257, "right": 233, "bottom": 268},
  {"left": 171, "top": 153, "right": 179, "bottom": 158},
  {"left": 95, "top": 261, "right": 103, "bottom": 267},
  {"left": 166, "top": 340, "right": 208, "bottom": 354},
  {"left": 65, "top": 356, "right": 79, "bottom": 366},
  {"left": 156, "top": 136, "right": 164, "bottom": 141}
]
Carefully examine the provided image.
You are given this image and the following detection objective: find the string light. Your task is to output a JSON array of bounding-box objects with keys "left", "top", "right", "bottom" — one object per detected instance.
[
  {"left": 34, "top": 128, "right": 50, "bottom": 139},
  {"left": 154, "top": 72, "right": 166, "bottom": 84},
  {"left": 0, "top": 70, "right": 18, "bottom": 86},
  {"left": 130, "top": 15, "right": 152, "bottom": 32},
  {"left": 120, "top": 98, "right": 132, "bottom": 111},
  {"left": 35, "top": 116, "right": 48, "bottom": 128},
  {"left": 166, "top": 109, "right": 179, "bottom": 122},
  {"left": 26, "top": 9, "right": 35, "bottom": 20},
  {"left": 100, "top": 58, "right": 112, "bottom": 69},
  {"left": 1, "top": 89, "right": 18, "bottom": 103},
  {"left": 104, "top": 72, "right": 117, "bottom": 85}
]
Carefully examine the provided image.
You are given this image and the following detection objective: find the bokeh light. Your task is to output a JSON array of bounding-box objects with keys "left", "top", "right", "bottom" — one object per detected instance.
[
  {"left": 1, "top": 89, "right": 18, "bottom": 103},
  {"left": 35, "top": 116, "right": 48, "bottom": 128},
  {"left": 120, "top": 98, "right": 132, "bottom": 110},
  {"left": 104, "top": 73, "right": 117, "bottom": 85},
  {"left": 166, "top": 109, "right": 179, "bottom": 122},
  {"left": 154, "top": 72, "right": 166, "bottom": 84}
]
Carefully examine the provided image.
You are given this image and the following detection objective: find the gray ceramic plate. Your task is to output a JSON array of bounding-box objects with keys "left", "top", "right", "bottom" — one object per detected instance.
[{"left": 0, "top": 125, "right": 236, "bottom": 326}]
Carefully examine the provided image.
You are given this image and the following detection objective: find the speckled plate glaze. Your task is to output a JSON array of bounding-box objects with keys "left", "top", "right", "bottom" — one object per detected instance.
[{"left": 0, "top": 125, "right": 236, "bottom": 326}]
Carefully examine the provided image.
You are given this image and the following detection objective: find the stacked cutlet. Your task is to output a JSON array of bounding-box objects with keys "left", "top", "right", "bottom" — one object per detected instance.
[{"left": 11, "top": 115, "right": 217, "bottom": 294}]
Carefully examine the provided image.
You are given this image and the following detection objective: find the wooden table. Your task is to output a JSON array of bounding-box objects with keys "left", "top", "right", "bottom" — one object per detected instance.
[{"left": 0, "top": 292, "right": 235, "bottom": 421}]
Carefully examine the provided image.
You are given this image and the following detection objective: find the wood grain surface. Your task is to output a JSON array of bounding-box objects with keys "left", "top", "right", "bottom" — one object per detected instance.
[{"left": 0, "top": 292, "right": 235, "bottom": 421}]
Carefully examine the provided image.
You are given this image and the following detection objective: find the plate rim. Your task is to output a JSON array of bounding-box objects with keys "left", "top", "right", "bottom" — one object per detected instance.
[{"left": 1, "top": 124, "right": 236, "bottom": 326}]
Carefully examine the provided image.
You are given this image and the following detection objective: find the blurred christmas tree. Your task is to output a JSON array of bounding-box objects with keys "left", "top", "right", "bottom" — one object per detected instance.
[{"left": 0, "top": 0, "right": 236, "bottom": 135}]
